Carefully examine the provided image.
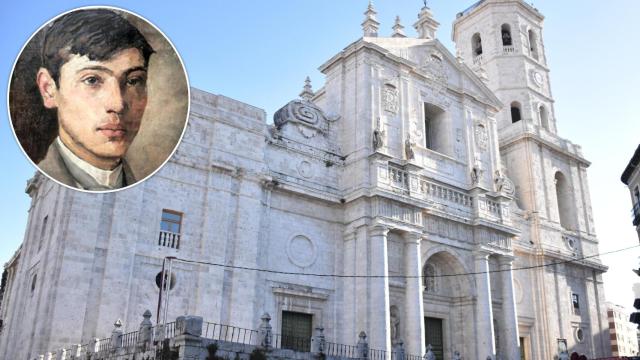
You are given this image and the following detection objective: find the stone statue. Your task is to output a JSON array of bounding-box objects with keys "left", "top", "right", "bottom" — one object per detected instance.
[
  {"left": 389, "top": 306, "right": 400, "bottom": 344},
  {"left": 424, "top": 344, "right": 436, "bottom": 360},
  {"left": 373, "top": 117, "right": 385, "bottom": 150},
  {"left": 405, "top": 135, "right": 415, "bottom": 160},
  {"left": 471, "top": 155, "right": 483, "bottom": 185}
]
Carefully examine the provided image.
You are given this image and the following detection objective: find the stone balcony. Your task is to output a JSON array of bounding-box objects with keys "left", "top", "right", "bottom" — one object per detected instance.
[
  {"left": 375, "top": 162, "right": 512, "bottom": 227},
  {"left": 499, "top": 120, "right": 586, "bottom": 162},
  {"left": 502, "top": 45, "right": 515, "bottom": 54}
]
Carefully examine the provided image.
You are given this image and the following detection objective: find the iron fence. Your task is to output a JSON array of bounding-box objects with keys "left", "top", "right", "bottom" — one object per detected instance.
[
  {"left": 324, "top": 341, "right": 357, "bottom": 358},
  {"left": 273, "top": 333, "right": 312, "bottom": 352},
  {"left": 203, "top": 322, "right": 259, "bottom": 345}
]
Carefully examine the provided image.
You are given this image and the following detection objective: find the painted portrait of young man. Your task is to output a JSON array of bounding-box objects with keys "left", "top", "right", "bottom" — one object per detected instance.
[{"left": 9, "top": 7, "right": 189, "bottom": 191}]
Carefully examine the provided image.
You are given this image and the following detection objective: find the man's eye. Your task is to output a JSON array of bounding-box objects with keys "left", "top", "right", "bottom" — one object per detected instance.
[
  {"left": 126, "top": 77, "right": 146, "bottom": 86},
  {"left": 82, "top": 76, "right": 101, "bottom": 86}
]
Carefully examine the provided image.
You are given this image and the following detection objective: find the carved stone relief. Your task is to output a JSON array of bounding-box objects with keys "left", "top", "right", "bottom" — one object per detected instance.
[
  {"left": 475, "top": 123, "right": 488, "bottom": 152},
  {"left": 494, "top": 170, "right": 515, "bottom": 196},
  {"left": 297, "top": 161, "right": 313, "bottom": 179},
  {"left": 383, "top": 85, "right": 399, "bottom": 114},
  {"left": 287, "top": 235, "right": 318, "bottom": 268}
]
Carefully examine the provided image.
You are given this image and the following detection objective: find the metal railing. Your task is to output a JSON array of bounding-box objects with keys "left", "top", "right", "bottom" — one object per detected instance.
[
  {"left": 203, "top": 322, "right": 259, "bottom": 345},
  {"left": 158, "top": 230, "right": 181, "bottom": 249},
  {"left": 325, "top": 341, "right": 358, "bottom": 358},
  {"left": 273, "top": 333, "right": 311, "bottom": 352},
  {"left": 121, "top": 330, "right": 139, "bottom": 349}
]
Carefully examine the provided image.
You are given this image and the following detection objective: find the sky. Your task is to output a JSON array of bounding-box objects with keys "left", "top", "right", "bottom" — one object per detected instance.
[{"left": 1, "top": 1, "right": 639, "bottom": 313}]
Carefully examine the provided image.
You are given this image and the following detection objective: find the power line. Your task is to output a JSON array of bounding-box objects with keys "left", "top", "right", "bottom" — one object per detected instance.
[{"left": 169, "top": 244, "right": 640, "bottom": 279}]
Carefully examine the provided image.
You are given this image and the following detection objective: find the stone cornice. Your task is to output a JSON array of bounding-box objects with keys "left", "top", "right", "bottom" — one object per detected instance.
[
  {"left": 499, "top": 126, "right": 591, "bottom": 166},
  {"left": 317, "top": 38, "right": 503, "bottom": 111}
]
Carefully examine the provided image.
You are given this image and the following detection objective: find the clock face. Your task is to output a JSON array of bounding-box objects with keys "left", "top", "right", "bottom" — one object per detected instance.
[{"left": 533, "top": 71, "right": 544, "bottom": 86}]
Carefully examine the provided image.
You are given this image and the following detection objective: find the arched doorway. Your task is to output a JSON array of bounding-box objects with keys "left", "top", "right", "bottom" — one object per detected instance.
[{"left": 422, "top": 250, "right": 474, "bottom": 359}]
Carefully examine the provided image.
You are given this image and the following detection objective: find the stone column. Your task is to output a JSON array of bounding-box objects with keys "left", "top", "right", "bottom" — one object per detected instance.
[
  {"left": 499, "top": 256, "right": 520, "bottom": 360},
  {"left": 369, "top": 225, "right": 391, "bottom": 353},
  {"left": 473, "top": 252, "right": 495, "bottom": 358},
  {"left": 403, "top": 232, "right": 425, "bottom": 356}
]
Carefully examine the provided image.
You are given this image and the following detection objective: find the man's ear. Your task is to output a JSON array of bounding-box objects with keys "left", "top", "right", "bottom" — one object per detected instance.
[{"left": 36, "top": 68, "right": 58, "bottom": 109}]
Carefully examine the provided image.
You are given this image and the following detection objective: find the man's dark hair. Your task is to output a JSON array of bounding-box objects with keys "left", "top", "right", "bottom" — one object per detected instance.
[{"left": 41, "top": 9, "right": 154, "bottom": 85}]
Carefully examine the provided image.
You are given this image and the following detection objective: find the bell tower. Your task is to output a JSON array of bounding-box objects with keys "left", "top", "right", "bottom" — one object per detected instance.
[
  {"left": 453, "top": 0, "right": 554, "bottom": 133},
  {"left": 452, "top": 0, "right": 596, "bottom": 236},
  {"left": 453, "top": 3, "right": 609, "bottom": 358}
]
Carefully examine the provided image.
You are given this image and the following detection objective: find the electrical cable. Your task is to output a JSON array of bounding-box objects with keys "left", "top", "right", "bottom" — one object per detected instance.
[{"left": 168, "top": 244, "right": 640, "bottom": 279}]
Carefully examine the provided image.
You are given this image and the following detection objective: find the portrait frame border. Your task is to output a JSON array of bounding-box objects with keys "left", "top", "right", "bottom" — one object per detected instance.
[{"left": 6, "top": 4, "right": 192, "bottom": 194}]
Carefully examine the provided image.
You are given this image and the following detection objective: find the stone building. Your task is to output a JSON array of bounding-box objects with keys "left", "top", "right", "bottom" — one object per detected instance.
[
  {"left": 621, "top": 144, "right": 640, "bottom": 242},
  {"left": 606, "top": 302, "right": 640, "bottom": 357},
  {"left": 0, "top": 1, "right": 611, "bottom": 359}
]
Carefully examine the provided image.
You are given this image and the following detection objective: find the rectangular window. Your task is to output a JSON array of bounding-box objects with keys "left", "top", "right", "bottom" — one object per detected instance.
[
  {"left": 281, "top": 311, "right": 312, "bottom": 352},
  {"left": 159, "top": 210, "right": 182, "bottom": 249},
  {"left": 571, "top": 293, "right": 580, "bottom": 314}
]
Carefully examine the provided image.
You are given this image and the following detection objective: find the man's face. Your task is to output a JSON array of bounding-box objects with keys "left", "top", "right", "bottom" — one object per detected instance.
[{"left": 40, "top": 48, "right": 148, "bottom": 169}]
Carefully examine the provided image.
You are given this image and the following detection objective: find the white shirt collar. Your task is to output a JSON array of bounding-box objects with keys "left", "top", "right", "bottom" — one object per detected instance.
[{"left": 56, "top": 137, "right": 123, "bottom": 189}]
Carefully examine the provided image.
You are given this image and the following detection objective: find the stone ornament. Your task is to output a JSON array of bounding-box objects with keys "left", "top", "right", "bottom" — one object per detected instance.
[
  {"left": 297, "top": 161, "right": 314, "bottom": 179},
  {"left": 383, "top": 84, "right": 399, "bottom": 114},
  {"left": 475, "top": 123, "right": 488, "bottom": 151},
  {"left": 494, "top": 170, "right": 515, "bottom": 196},
  {"left": 274, "top": 99, "right": 331, "bottom": 139},
  {"left": 287, "top": 235, "right": 318, "bottom": 268}
]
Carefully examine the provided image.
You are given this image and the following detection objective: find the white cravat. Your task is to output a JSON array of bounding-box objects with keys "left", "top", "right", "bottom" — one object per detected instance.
[{"left": 56, "top": 137, "right": 123, "bottom": 189}]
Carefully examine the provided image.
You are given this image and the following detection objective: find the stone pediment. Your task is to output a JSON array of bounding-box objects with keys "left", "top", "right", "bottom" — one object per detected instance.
[{"left": 320, "top": 38, "right": 502, "bottom": 111}]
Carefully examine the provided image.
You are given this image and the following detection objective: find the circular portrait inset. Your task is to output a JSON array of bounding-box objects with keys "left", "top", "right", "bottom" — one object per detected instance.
[{"left": 8, "top": 6, "right": 189, "bottom": 192}]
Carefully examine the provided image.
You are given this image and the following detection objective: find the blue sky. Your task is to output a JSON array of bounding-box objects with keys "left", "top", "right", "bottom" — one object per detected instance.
[{"left": 1, "top": 1, "right": 639, "bottom": 311}]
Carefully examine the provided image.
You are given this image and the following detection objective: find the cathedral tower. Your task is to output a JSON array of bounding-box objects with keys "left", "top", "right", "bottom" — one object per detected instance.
[{"left": 454, "top": 1, "right": 610, "bottom": 358}]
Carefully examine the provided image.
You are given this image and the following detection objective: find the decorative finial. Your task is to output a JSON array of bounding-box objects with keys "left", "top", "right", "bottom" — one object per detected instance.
[
  {"left": 362, "top": 1, "right": 380, "bottom": 37},
  {"left": 299, "top": 76, "right": 314, "bottom": 101},
  {"left": 414, "top": 3, "right": 439, "bottom": 40},
  {"left": 392, "top": 16, "right": 406, "bottom": 38}
]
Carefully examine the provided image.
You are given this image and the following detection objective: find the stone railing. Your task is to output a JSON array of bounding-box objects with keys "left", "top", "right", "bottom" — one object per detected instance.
[
  {"left": 503, "top": 45, "right": 515, "bottom": 54},
  {"left": 473, "top": 54, "right": 483, "bottom": 65},
  {"left": 383, "top": 164, "right": 473, "bottom": 211},
  {"left": 36, "top": 311, "right": 460, "bottom": 360},
  {"left": 499, "top": 120, "right": 585, "bottom": 160},
  {"left": 378, "top": 163, "right": 511, "bottom": 225}
]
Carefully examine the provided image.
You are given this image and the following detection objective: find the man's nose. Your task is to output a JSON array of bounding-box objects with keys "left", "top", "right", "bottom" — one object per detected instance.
[{"left": 104, "top": 80, "right": 127, "bottom": 115}]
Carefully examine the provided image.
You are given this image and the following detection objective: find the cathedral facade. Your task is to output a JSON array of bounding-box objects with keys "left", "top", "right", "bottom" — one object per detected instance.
[{"left": 0, "top": 1, "right": 611, "bottom": 359}]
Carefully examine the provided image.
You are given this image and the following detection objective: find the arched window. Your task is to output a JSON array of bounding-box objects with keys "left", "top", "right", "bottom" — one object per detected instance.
[
  {"left": 472, "top": 33, "right": 483, "bottom": 56},
  {"left": 423, "top": 263, "right": 437, "bottom": 293},
  {"left": 555, "top": 171, "right": 575, "bottom": 230},
  {"left": 528, "top": 29, "right": 539, "bottom": 60},
  {"left": 501, "top": 24, "right": 512, "bottom": 46},
  {"left": 539, "top": 105, "right": 549, "bottom": 130},
  {"left": 510, "top": 102, "right": 522, "bottom": 123}
]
